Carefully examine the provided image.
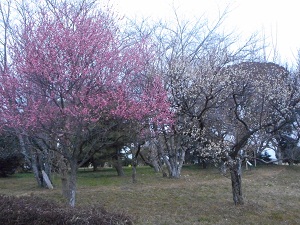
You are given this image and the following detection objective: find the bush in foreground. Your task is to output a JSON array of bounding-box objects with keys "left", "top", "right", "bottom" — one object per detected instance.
[{"left": 0, "top": 195, "right": 132, "bottom": 225}]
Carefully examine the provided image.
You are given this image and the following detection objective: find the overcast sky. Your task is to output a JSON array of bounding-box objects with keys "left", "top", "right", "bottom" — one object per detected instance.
[{"left": 111, "top": 0, "right": 300, "bottom": 67}]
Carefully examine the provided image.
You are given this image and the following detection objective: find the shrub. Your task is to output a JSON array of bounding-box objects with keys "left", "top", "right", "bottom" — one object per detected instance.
[
  {"left": 0, "top": 195, "right": 133, "bottom": 225},
  {"left": 0, "top": 132, "right": 23, "bottom": 177},
  {"left": 0, "top": 151, "right": 23, "bottom": 177}
]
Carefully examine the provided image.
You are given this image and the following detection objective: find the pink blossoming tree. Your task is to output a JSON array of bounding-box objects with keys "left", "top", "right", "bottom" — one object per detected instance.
[{"left": 0, "top": 1, "right": 172, "bottom": 206}]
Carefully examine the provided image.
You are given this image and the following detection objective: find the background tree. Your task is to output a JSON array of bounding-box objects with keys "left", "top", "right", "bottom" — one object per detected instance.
[
  {"left": 201, "top": 62, "right": 293, "bottom": 205},
  {"left": 143, "top": 8, "right": 260, "bottom": 178},
  {"left": 127, "top": 9, "right": 295, "bottom": 204},
  {"left": 0, "top": 0, "right": 11, "bottom": 72}
]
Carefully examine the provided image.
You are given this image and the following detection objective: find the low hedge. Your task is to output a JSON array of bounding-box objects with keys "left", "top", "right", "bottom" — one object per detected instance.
[{"left": 0, "top": 195, "right": 133, "bottom": 225}]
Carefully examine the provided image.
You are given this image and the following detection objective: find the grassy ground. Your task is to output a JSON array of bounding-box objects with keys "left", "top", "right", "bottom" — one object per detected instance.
[{"left": 0, "top": 165, "right": 299, "bottom": 225}]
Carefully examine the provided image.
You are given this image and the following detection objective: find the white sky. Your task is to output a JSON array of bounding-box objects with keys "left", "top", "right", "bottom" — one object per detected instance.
[{"left": 111, "top": 0, "right": 300, "bottom": 67}]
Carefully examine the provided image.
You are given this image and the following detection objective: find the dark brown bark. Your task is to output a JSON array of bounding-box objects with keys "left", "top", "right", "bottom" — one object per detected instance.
[
  {"left": 229, "top": 158, "right": 244, "bottom": 205},
  {"left": 132, "top": 159, "right": 137, "bottom": 183},
  {"left": 31, "top": 153, "right": 43, "bottom": 187},
  {"left": 60, "top": 158, "right": 70, "bottom": 201},
  {"left": 113, "top": 158, "right": 124, "bottom": 176},
  {"left": 112, "top": 147, "right": 125, "bottom": 176}
]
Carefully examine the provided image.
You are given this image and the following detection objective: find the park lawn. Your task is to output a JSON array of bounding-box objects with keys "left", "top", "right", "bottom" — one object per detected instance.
[{"left": 0, "top": 165, "right": 299, "bottom": 225}]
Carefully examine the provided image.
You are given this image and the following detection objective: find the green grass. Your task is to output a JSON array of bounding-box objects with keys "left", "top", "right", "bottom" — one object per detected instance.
[{"left": 0, "top": 165, "right": 300, "bottom": 224}]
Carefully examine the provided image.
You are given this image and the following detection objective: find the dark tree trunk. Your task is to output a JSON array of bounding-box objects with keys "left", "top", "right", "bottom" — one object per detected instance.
[
  {"left": 276, "top": 147, "right": 283, "bottom": 165},
  {"left": 93, "top": 164, "right": 98, "bottom": 171},
  {"left": 202, "top": 159, "right": 207, "bottom": 169},
  {"left": 35, "top": 137, "right": 53, "bottom": 182},
  {"left": 60, "top": 158, "right": 70, "bottom": 201},
  {"left": 91, "top": 158, "right": 98, "bottom": 171},
  {"left": 17, "top": 134, "right": 31, "bottom": 171},
  {"left": 18, "top": 134, "right": 45, "bottom": 187},
  {"left": 229, "top": 158, "right": 244, "bottom": 205},
  {"left": 28, "top": 137, "right": 54, "bottom": 188},
  {"left": 99, "top": 161, "right": 105, "bottom": 168},
  {"left": 113, "top": 157, "right": 124, "bottom": 176},
  {"left": 132, "top": 158, "right": 137, "bottom": 183},
  {"left": 31, "top": 152, "right": 44, "bottom": 187},
  {"left": 112, "top": 147, "right": 125, "bottom": 176}
]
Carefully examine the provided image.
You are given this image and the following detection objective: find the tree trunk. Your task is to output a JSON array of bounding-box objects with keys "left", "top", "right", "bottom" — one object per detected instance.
[
  {"left": 149, "top": 147, "right": 160, "bottom": 172},
  {"left": 253, "top": 150, "right": 257, "bottom": 167},
  {"left": 276, "top": 147, "right": 283, "bottom": 165},
  {"left": 59, "top": 157, "right": 78, "bottom": 207},
  {"left": 17, "top": 133, "right": 31, "bottom": 170},
  {"left": 163, "top": 150, "right": 185, "bottom": 179},
  {"left": 68, "top": 160, "right": 77, "bottom": 207},
  {"left": 31, "top": 153, "right": 43, "bottom": 187},
  {"left": 18, "top": 134, "right": 45, "bottom": 187},
  {"left": 202, "top": 159, "right": 208, "bottom": 169},
  {"left": 169, "top": 166, "right": 180, "bottom": 178},
  {"left": 113, "top": 153, "right": 124, "bottom": 176},
  {"left": 229, "top": 158, "right": 244, "bottom": 205},
  {"left": 28, "top": 136, "right": 53, "bottom": 187},
  {"left": 114, "top": 162, "right": 124, "bottom": 176},
  {"left": 59, "top": 158, "right": 70, "bottom": 200},
  {"left": 42, "top": 170, "right": 53, "bottom": 189},
  {"left": 43, "top": 152, "right": 52, "bottom": 180},
  {"left": 91, "top": 158, "right": 98, "bottom": 171},
  {"left": 37, "top": 139, "right": 53, "bottom": 181},
  {"left": 132, "top": 158, "right": 137, "bottom": 183},
  {"left": 152, "top": 160, "right": 161, "bottom": 173}
]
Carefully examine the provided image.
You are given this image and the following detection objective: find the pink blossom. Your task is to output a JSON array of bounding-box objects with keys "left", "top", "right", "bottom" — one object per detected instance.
[{"left": 1, "top": 7, "right": 172, "bottom": 135}]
